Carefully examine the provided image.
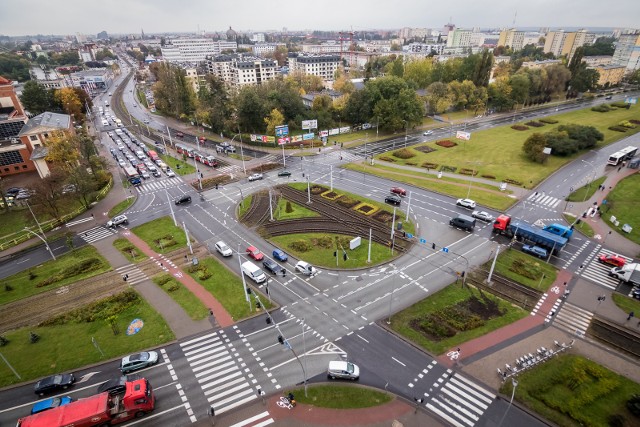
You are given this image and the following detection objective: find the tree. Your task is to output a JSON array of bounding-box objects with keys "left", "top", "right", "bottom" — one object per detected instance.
[
  {"left": 492, "top": 62, "right": 512, "bottom": 80},
  {"left": 448, "top": 80, "right": 477, "bottom": 110},
  {"left": 488, "top": 77, "right": 514, "bottom": 111},
  {"left": 31, "top": 171, "right": 66, "bottom": 219},
  {"left": 196, "top": 75, "right": 230, "bottom": 133},
  {"left": 424, "top": 82, "right": 452, "bottom": 114},
  {"left": 472, "top": 50, "right": 494, "bottom": 87},
  {"left": 285, "top": 70, "right": 323, "bottom": 93},
  {"left": 343, "top": 88, "right": 374, "bottom": 125},
  {"left": 95, "top": 49, "right": 116, "bottom": 60},
  {"left": 20, "top": 81, "right": 54, "bottom": 115},
  {"left": 264, "top": 109, "right": 285, "bottom": 136},
  {"left": 333, "top": 74, "right": 355, "bottom": 94},
  {"left": 469, "top": 86, "right": 488, "bottom": 115},
  {"left": 541, "top": 65, "right": 571, "bottom": 98},
  {"left": 366, "top": 76, "right": 424, "bottom": 131},
  {"left": 509, "top": 73, "right": 531, "bottom": 104},
  {"left": 50, "top": 51, "right": 80, "bottom": 66},
  {"left": 387, "top": 57, "right": 405, "bottom": 78},
  {"left": 582, "top": 37, "right": 615, "bottom": 56},
  {"left": 403, "top": 58, "right": 435, "bottom": 89},
  {"left": 311, "top": 95, "right": 335, "bottom": 129},
  {"left": 570, "top": 68, "right": 600, "bottom": 94},
  {"left": 0, "top": 52, "right": 31, "bottom": 81},
  {"left": 44, "top": 131, "right": 80, "bottom": 168},
  {"left": 66, "top": 165, "right": 95, "bottom": 208},
  {"left": 522, "top": 133, "right": 548, "bottom": 163},
  {"left": 54, "top": 88, "right": 83, "bottom": 121},
  {"left": 235, "top": 86, "right": 268, "bottom": 132},
  {"left": 629, "top": 69, "right": 640, "bottom": 86}
]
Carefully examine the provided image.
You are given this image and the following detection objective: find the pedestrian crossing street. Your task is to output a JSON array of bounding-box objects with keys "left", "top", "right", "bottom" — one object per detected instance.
[
  {"left": 552, "top": 301, "right": 594, "bottom": 337},
  {"left": 115, "top": 263, "right": 148, "bottom": 286},
  {"left": 579, "top": 247, "right": 631, "bottom": 290},
  {"left": 180, "top": 330, "right": 259, "bottom": 416},
  {"left": 426, "top": 371, "right": 496, "bottom": 427},
  {"left": 526, "top": 192, "right": 562, "bottom": 210},
  {"left": 79, "top": 225, "right": 117, "bottom": 244},
  {"left": 135, "top": 177, "right": 184, "bottom": 194}
]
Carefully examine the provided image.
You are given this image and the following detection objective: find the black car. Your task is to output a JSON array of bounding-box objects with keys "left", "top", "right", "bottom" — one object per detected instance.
[
  {"left": 175, "top": 195, "right": 192, "bottom": 205},
  {"left": 263, "top": 259, "right": 283, "bottom": 275},
  {"left": 5, "top": 187, "right": 23, "bottom": 197},
  {"left": 278, "top": 170, "right": 292, "bottom": 177},
  {"left": 384, "top": 195, "right": 402, "bottom": 206},
  {"left": 34, "top": 373, "right": 76, "bottom": 396},
  {"left": 97, "top": 374, "right": 142, "bottom": 394}
]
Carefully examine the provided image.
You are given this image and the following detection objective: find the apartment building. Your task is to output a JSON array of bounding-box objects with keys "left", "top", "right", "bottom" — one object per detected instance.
[
  {"left": 161, "top": 38, "right": 238, "bottom": 63},
  {"left": 498, "top": 29, "right": 525, "bottom": 51},
  {"left": 592, "top": 65, "right": 626, "bottom": 86},
  {"left": 446, "top": 28, "right": 473, "bottom": 48},
  {"left": 543, "top": 29, "right": 596, "bottom": 59},
  {"left": 300, "top": 44, "right": 343, "bottom": 54},
  {"left": 252, "top": 43, "right": 283, "bottom": 57},
  {"left": 612, "top": 32, "right": 640, "bottom": 72},
  {"left": 206, "top": 55, "right": 277, "bottom": 87},
  {"left": 583, "top": 56, "right": 613, "bottom": 67},
  {"left": 287, "top": 54, "right": 340, "bottom": 81}
]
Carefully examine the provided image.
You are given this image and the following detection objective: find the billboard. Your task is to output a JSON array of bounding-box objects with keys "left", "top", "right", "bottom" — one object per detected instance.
[
  {"left": 275, "top": 125, "right": 289, "bottom": 137},
  {"left": 456, "top": 131, "right": 471, "bottom": 140},
  {"left": 277, "top": 136, "right": 290, "bottom": 145},
  {"left": 302, "top": 119, "right": 318, "bottom": 129},
  {"left": 303, "top": 133, "right": 315, "bottom": 140},
  {"left": 319, "top": 130, "right": 329, "bottom": 137},
  {"left": 329, "top": 128, "right": 340, "bottom": 136}
]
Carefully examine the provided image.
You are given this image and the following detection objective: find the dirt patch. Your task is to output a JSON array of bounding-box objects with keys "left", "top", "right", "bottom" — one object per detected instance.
[
  {"left": 336, "top": 196, "right": 360, "bottom": 208},
  {"left": 310, "top": 185, "right": 325, "bottom": 195},
  {"left": 373, "top": 211, "right": 394, "bottom": 224}
]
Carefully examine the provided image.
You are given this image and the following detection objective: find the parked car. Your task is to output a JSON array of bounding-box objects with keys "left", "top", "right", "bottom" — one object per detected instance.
[
  {"left": 598, "top": 254, "right": 626, "bottom": 268},
  {"left": 175, "top": 195, "right": 192, "bottom": 205},
  {"left": 273, "top": 249, "right": 288, "bottom": 262},
  {"left": 605, "top": 95, "right": 613, "bottom": 100},
  {"left": 423, "top": 130, "right": 434, "bottom": 136},
  {"left": 384, "top": 195, "right": 401, "bottom": 206},
  {"left": 96, "top": 374, "right": 142, "bottom": 394},
  {"left": 107, "top": 215, "right": 128, "bottom": 228},
  {"left": 175, "top": 132, "right": 184, "bottom": 138},
  {"left": 247, "top": 246, "right": 264, "bottom": 261},
  {"left": 215, "top": 241, "right": 233, "bottom": 257},
  {"left": 120, "top": 351, "right": 159, "bottom": 373},
  {"left": 263, "top": 259, "right": 283, "bottom": 275},
  {"left": 278, "top": 170, "right": 292, "bottom": 177},
  {"left": 522, "top": 245, "right": 548, "bottom": 258},
  {"left": 141, "top": 171, "right": 151, "bottom": 179},
  {"left": 6, "top": 187, "right": 24, "bottom": 197},
  {"left": 248, "top": 173, "right": 263, "bottom": 182},
  {"left": 390, "top": 187, "right": 407, "bottom": 197},
  {"left": 31, "top": 396, "right": 73, "bottom": 414},
  {"left": 456, "top": 198, "right": 476, "bottom": 209},
  {"left": 471, "top": 210, "right": 494, "bottom": 222},
  {"left": 295, "top": 260, "right": 317, "bottom": 276},
  {"left": 34, "top": 373, "right": 76, "bottom": 396}
]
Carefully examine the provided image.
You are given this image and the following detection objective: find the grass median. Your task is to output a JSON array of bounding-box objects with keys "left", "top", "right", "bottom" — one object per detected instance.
[
  {"left": 291, "top": 384, "right": 393, "bottom": 409},
  {"left": 132, "top": 216, "right": 187, "bottom": 254},
  {"left": 152, "top": 273, "right": 210, "bottom": 320},
  {"left": 490, "top": 248, "right": 558, "bottom": 291},
  {"left": 599, "top": 173, "right": 640, "bottom": 247},
  {"left": 108, "top": 197, "right": 135, "bottom": 218},
  {"left": 113, "top": 238, "right": 148, "bottom": 263}
]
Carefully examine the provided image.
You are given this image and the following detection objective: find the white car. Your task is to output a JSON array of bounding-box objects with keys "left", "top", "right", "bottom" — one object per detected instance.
[
  {"left": 295, "top": 261, "right": 317, "bottom": 276},
  {"left": 214, "top": 241, "right": 233, "bottom": 257},
  {"left": 166, "top": 169, "right": 176, "bottom": 177},
  {"left": 107, "top": 215, "right": 128, "bottom": 228},
  {"left": 456, "top": 198, "right": 476, "bottom": 209},
  {"left": 423, "top": 130, "right": 434, "bottom": 136},
  {"left": 248, "top": 173, "right": 263, "bottom": 182},
  {"left": 471, "top": 210, "right": 494, "bottom": 222}
]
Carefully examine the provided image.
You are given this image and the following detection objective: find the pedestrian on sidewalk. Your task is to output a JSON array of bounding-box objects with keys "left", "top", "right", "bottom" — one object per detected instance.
[{"left": 627, "top": 311, "right": 635, "bottom": 321}]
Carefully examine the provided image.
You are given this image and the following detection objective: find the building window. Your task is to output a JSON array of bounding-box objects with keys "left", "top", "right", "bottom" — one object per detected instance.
[{"left": 30, "top": 135, "right": 38, "bottom": 141}]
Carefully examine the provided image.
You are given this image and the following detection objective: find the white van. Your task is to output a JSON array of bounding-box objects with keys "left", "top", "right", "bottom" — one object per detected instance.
[
  {"left": 101, "top": 119, "right": 109, "bottom": 126},
  {"left": 328, "top": 361, "right": 360, "bottom": 380},
  {"left": 241, "top": 261, "right": 266, "bottom": 284},
  {"left": 115, "top": 128, "right": 123, "bottom": 136}
]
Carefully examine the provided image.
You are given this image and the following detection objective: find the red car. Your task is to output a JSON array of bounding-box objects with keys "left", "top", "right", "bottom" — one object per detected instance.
[
  {"left": 246, "top": 246, "right": 264, "bottom": 261},
  {"left": 598, "top": 254, "right": 626, "bottom": 268},
  {"left": 390, "top": 187, "right": 407, "bottom": 197}
]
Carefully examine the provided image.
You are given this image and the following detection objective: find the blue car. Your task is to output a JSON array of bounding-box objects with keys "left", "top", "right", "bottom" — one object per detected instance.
[
  {"left": 522, "top": 245, "right": 548, "bottom": 259},
  {"left": 273, "top": 249, "right": 288, "bottom": 262},
  {"left": 31, "top": 396, "right": 73, "bottom": 414}
]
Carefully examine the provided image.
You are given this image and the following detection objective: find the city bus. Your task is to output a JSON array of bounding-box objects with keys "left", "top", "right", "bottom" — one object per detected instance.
[{"left": 607, "top": 146, "right": 638, "bottom": 166}]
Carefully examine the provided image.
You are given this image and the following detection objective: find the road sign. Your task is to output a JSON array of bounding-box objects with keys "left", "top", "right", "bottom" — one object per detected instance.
[
  {"left": 442, "top": 247, "right": 449, "bottom": 253},
  {"left": 419, "top": 238, "right": 427, "bottom": 244}
]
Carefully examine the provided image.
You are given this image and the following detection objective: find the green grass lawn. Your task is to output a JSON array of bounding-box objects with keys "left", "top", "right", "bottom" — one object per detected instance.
[
  {"left": 345, "top": 163, "right": 516, "bottom": 211},
  {"left": 113, "top": 238, "right": 148, "bottom": 263},
  {"left": 185, "top": 257, "right": 273, "bottom": 321},
  {"left": 612, "top": 293, "right": 640, "bottom": 316},
  {"left": 161, "top": 155, "right": 196, "bottom": 176},
  {"left": 108, "top": 198, "right": 135, "bottom": 218},
  {"left": 131, "top": 216, "right": 187, "bottom": 254},
  {"left": 490, "top": 248, "right": 558, "bottom": 291},
  {"left": 0, "top": 246, "right": 111, "bottom": 306},
  {"left": 238, "top": 194, "right": 253, "bottom": 218},
  {"left": 600, "top": 173, "right": 640, "bottom": 247},
  {"left": 292, "top": 385, "right": 393, "bottom": 409},
  {"left": 389, "top": 284, "right": 528, "bottom": 355},
  {"left": 566, "top": 176, "right": 607, "bottom": 202},
  {"left": 372, "top": 105, "right": 640, "bottom": 189},
  {"left": 270, "top": 233, "right": 396, "bottom": 268},
  {"left": 563, "top": 213, "right": 594, "bottom": 238},
  {"left": 0, "top": 290, "right": 173, "bottom": 388},
  {"left": 502, "top": 354, "right": 640, "bottom": 426},
  {"left": 288, "top": 182, "right": 416, "bottom": 235},
  {"left": 152, "top": 273, "right": 209, "bottom": 320},
  {"left": 274, "top": 198, "right": 321, "bottom": 220}
]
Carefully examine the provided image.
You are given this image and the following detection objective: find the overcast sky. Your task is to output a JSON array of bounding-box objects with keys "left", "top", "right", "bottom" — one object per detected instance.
[{"left": 2, "top": 0, "right": 638, "bottom": 37}]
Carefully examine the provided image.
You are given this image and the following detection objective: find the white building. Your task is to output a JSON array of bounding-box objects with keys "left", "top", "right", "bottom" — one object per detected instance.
[
  {"left": 252, "top": 33, "right": 265, "bottom": 43},
  {"left": 300, "top": 43, "right": 343, "bottom": 54},
  {"left": 252, "top": 43, "right": 280, "bottom": 57},
  {"left": 29, "top": 66, "right": 69, "bottom": 90},
  {"left": 612, "top": 31, "right": 640, "bottom": 72},
  {"left": 161, "top": 38, "right": 238, "bottom": 63},
  {"left": 446, "top": 29, "right": 473, "bottom": 48},
  {"left": 69, "top": 69, "right": 113, "bottom": 95},
  {"left": 206, "top": 55, "right": 277, "bottom": 87},
  {"left": 287, "top": 54, "right": 340, "bottom": 81}
]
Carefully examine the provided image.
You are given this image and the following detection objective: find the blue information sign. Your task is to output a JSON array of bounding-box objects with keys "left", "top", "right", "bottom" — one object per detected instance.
[
  {"left": 406, "top": 233, "right": 413, "bottom": 239},
  {"left": 442, "top": 247, "right": 449, "bottom": 253},
  {"left": 419, "top": 238, "right": 427, "bottom": 244},
  {"left": 275, "top": 125, "right": 289, "bottom": 137}
]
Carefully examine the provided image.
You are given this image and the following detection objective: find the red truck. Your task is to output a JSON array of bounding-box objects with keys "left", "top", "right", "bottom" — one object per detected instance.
[
  {"left": 17, "top": 378, "right": 155, "bottom": 427},
  {"left": 147, "top": 150, "right": 160, "bottom": 163}
]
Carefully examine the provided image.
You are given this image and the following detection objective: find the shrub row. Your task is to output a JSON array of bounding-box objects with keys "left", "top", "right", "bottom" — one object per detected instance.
[
  {"left": 40, "top": 290, "right": 140, "bottom": 326},
  {"left": 525, "top": 121, "right": 545, "bottom": 127},
  {"left": 504, "top": 178, "right": 523, "bottom": 186},
  {"left": 611, "top": 101, "right": 631, "bottom": 109},
  {"left": 459, "top": 168, "right": 478, "bottom": 176},
  {"left": 592, "top": 105, "right": 612, "bottom": 112},
  {"left": 511, "top": 125, "right": 529, "bottom": 131},
  {"left": 609, "top": 125, "right": 628, "bottom": 132},
  {"left": 630, "top": 119, "right": 640, "bottom": 125},
  {"left": 540, "top": 118, "right": 559, "bottom": 124},
  {"left": 481, "top": 174, "right": 496, "bottom": 180},
  {"left": 440, "top": 165, "right": 457, "bottom": 173},
  {"left": 36, "top": 258, "right": 104, "bottom": 288},
  {"left": 187, "top": 264, "right": 212, "bottom": 280},
  {"left": 421, "top": 162, "right": 438, "bottom": 169}
]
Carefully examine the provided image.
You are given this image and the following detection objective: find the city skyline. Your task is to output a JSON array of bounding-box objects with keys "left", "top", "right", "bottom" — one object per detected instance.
[{"left": 2, "top": 0, "right": 639, "bottom": 37}]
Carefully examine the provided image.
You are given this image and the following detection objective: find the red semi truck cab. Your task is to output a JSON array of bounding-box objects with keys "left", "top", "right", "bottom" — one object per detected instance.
[
  {"left": 492, "top": 214, "right": 511, "bottom": 233},
  {"left": 17, "top": 379, "right": 155, "bottom": 427}
]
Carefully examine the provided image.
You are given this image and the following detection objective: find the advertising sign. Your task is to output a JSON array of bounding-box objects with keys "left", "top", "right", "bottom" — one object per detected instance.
[
  {"left": 275, "top": 125, "right": 289, "bottom": 137},
  {"left": 456, "top": 131, "right": 471, "bottom": 140},
  {"left": 362, "top": 123, "right": 371, "bottom": 130},
  {"left": 303, "top": 133, "right": 315, "bottom": 140},
  {"left": 320, "top": 130, "right": 329, "bottom": 137},
  {"left": 277, "top": 136, "right": 290, "bottom": 145},
  {"left": 329, "top": 128, "right": 339, "bottom": 136},
  {"left": 339, "top": 126, "right": 351, "bottom": 134},
  {"left": 291, "top": 135, "right": 303, "bottom": 142},
  {"left": 302, "top": 119, "right": 318, "bottom": 129},
  {"left": 250, "top": 134, "right": 258, "bottom": 142}
]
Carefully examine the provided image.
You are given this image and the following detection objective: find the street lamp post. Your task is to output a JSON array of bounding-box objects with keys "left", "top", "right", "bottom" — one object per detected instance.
[
  {"left": 498, "top": 378, "right": 518, "bottom": 427},
  {"left": 581, "top": 159, "right": 596, "bottom": 203},
  {"left": 404, "top": 120, "right": 408, "bottom": 148},
  {"left": 229, "top": 132, "right": 246, "bottom": 175},
  {"left": 23, "top": 228, "right": 56, "bottom": 261}
]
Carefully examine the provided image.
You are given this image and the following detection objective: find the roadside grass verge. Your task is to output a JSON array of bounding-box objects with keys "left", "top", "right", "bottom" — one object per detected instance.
[
  {"left": 599, "top": 173, "right": 640, "bottom": 247},
  {"left": 185, "top": 257, "right": 273, "bottom": 321},
  {"left": 612, "top": 293, "right": 640, "bottom": 316},
  {"left": 0, "top": 290, "right": 173, "bottom": 388},
  {"left": 270, "top": 233, "right": 395, "bottom": 268},
  {"left": 238, "top": 194, "right": 254, "bottom": 218},
  {"left": 131, "top": 216, "right": 187, "bottom": 254},
  {"left": 489, "top": 248, "right": 558, "bottom": 291},
  {"left": 0, "top": 246, "right": 111, "bottom": 306},
  {"left": 160, "top": 155, "right": 196, "bottom": 176},
  {"left": 389, "top": 284, "right": 528, "bottom": 355},
  {"left": 563, "top": 213, "right": 594, "bottom": 238},
  {"left": 152, "top": 273, "right": 209, "bottom": 320},
  {"left": 108, "top": 197, "right": 135, "bottom": 217},
  {"left": 274, "top": 198, "right": 321, "bottom": 220},
  {"left": 566, "top": 176, "right": 607, "bottom": 202},
  {"left": 113, "top": 238, "right": 148, "bottom": 263},
  {"left": 344, "top": 163, "right": 516, "bottom": 211},
  {"left": 501, "top": 353, "right": 640, "bottom": 427},
  {"left": 291, "top": 385, "right": 393, "bottom": 409}
]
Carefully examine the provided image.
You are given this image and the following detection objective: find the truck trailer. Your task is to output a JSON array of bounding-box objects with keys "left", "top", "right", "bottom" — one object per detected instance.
[
  {"left": 493, "top": 215, "right": 568, "bottom": 254},
  {"left": 610, "top": 263, "right": 640, "bottom": 286}
]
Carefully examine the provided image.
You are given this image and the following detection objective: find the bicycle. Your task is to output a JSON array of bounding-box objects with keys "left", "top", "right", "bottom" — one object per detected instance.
[{"left": 277, "top": 394, "right": 296, "bottom": 409}]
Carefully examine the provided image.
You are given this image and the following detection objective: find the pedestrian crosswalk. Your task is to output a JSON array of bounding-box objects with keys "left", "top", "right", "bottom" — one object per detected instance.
[
  {"left": 79, "top": 226, "right": 117, "bottom": 244},
  {"left": 136, "top": 177, "right": 183, "bottom": 194},
  {"left": 337, "top": 151, "right": 363, "bottom": 163},
  {"left": 115, "top": 263, "right": 148, "bottom": 286},
  {"left": 181, "top": 331, "right": 258, "bottom": 415},
  {"left": 552, "top": 301, "right": 594, "bottom": 337},
  {"left": 426, "top": 371, "right": 495, "bottom": 427},
  {"left": 526, "top": 192, "right": 562, "bottom": 210},
  {"left": 227, "top": 411, "right": 273, "bottom": 427},
  {"left": 261, "top": 154, "right": 281, "bottom": 163},
  {"left": 579, "top": 248, "right": 631, "bottom": 290},
  {"left": 217, "top": 164, "right": 243, "bottom": 175}
]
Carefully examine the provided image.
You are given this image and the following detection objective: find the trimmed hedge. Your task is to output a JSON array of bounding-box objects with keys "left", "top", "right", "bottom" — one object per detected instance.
[
  {"left": 511, "top": 125, "right": 529, "bottom": 131},
  {"left": 540, "top": 118, "right": 559, "bottom": 124}
]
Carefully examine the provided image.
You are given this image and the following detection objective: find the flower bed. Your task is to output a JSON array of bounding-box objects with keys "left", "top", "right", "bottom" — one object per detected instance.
[
  {"left": 525, "top": 121, "right": 545, "bottom": 127},
  {"left": 392, "top": 148, "right": 416, "bottom": 159},
  {"left": 353, "top": 202, "right": 379, "bottom": 216},
  {"left": 335, "top": 195, "right": 360, "bottom": 208},
  {"left": 380, "top": 156, "right": 396, "bottom": 162},
  {"left": 504, "top": 178, "right": 524, "bottom": 186},
  {"left": 421, "top": 162, "right": 438, "bottom": 169},
  {"left": 540, "top": 118, "right": 559, "bottom": 124},
  {"left": 436, "top": 140, "right": 457, "bottom": 148},
  {"left": 414, "top": 146, "right": 436, "bottom": 154},
  {"left": 321, "top": 190, "right": 342, "bottom": 201},
  {"left": 511, "top": 125, "right": 529, "bottom": 131},
  {"left": 481, "top": 174, "right": 496, "bottom": 180},
  {"left": 459, "top": 168, "right": 478, "bottom": 176}
]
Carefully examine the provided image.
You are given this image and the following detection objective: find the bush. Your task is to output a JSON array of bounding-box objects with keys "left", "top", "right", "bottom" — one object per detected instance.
[
  {"left": 511, "top": 125, "right": 529, "bottom": 131},
  {"left": 459, "top": 168, "right": 477, "bottom": 176},
  {"left": 28, "top": 271, "right": 37, "bottom": 280},
  {"left": 167, "top": 283, "right": 180, "bottom": 292},
  {"left": 619, "top": 120, "right": 636, "bottom": 129},
  {"left": 611, "top": 101, "right": 630, "bottom": 109},
  {"left": 421, "top": 162, "right": 438, "bottom": 169},
  {"left": 312, "top": 236, "right": 334, "bottom": 249},
  {"left": 40, "top": 290, "right": 141, "bottom": 326},
  {"left": 540, "top": 118, "right": 559, "bottom": 124},
  {"left": 289, "top": 240, "right": 313, "bottom": 252},
  {"left": 591, "top": 105, "right": 611, "bottom": 112},
  {"left": 525, "top": 121, "right": 545, "bottom": 127},
  {"left": 630, "top": 119, "right": 640, "bottom": 125},
  {"left": 29, "top": 331, "right": 40, "bottom": 344},
  {"left": 5, "top": 284, "right": 13, "bottom": 291},
  {"left": 285, "top": 201, "right": 293, "bottom": 213},
  {"left": 0, "top": 335, "right": 8, "bottom": 346},
  {"left": 504, "top": 178, "right": 523, "bottom": 186},
  {"left": 481, "top": 174, "right": 496, "bottom": 179},
  {"left": 379, "top": 156, "right": 396, "bottom": 162},
  {"left": 392, "top": 148, "right": 416, "bottom": 159},
  {"left": 36, "top": 258, "right": 104, "bottom": 287},
  {"left": 155, "top": 275, "right": 173, "bottom": 286},
  {"left": 406, "top": 161, "right": 418, "bottom": 166},
  {"left": 608, "top": 126, "right": 628, "bottom": 132},
  {"left": 435, "top": 140, "right": 457, "bottom": 148}
]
